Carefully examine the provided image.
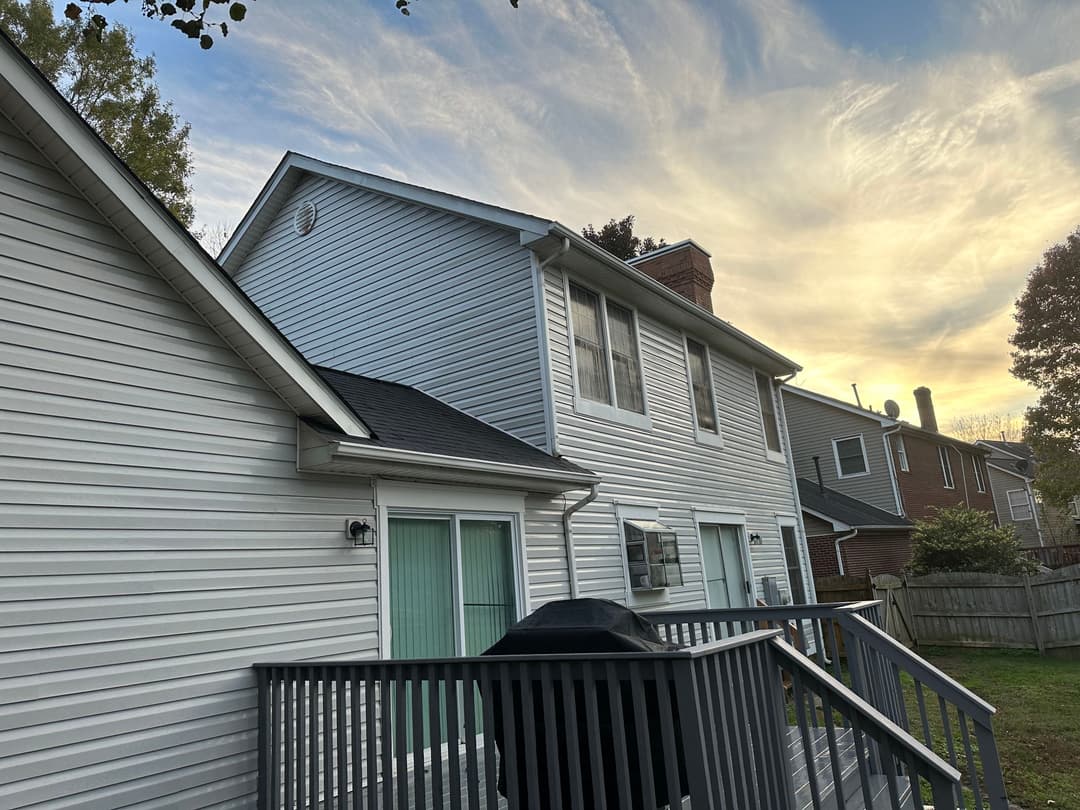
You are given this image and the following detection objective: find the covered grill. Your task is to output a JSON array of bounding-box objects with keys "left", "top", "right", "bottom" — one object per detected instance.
[{"left": 483, "top": 598, "right": 688, "bottom": 809}]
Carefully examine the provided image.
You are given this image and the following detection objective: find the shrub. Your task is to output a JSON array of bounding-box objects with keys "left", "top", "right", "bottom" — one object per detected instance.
[{"left": 907, "top": 505, "right": 1038, "bottom": 576}]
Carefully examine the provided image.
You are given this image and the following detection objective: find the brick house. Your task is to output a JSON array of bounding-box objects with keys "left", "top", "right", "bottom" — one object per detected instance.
[{"left": 783, "top": 385, "right": 998, "bottom": 578}]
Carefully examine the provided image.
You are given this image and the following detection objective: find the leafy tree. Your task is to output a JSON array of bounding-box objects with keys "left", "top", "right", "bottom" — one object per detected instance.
[
  {"left": 63, "top": 0, "right": 518, "bottom": 49},
  {"left": 1, "top": 0, "right": 195, "bottom": 225},
  {"left": 907, "top": 506, "right": 1037, "bottom": 577},
  {"left": 581, "top": 215, "right": 668, "bottom": 261},
  {"left": 1010, "top": 228, "right": 1080, "bottom": 511}
]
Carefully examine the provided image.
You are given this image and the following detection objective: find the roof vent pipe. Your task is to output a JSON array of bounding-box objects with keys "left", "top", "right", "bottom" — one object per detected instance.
[
  {"left": 913, "top": 386, "right": 938, "bottom": 432},
  {"left": 812, "top": 455, "right": 825, "bottom": 494}
]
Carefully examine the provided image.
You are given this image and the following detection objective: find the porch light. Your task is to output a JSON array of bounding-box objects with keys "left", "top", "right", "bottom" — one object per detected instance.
[
  {"left": 749, "top": 533, "right": 763, "bottom": 545},
  {"left": 347, "top": 519, "right": 375, "bottom": 547}
]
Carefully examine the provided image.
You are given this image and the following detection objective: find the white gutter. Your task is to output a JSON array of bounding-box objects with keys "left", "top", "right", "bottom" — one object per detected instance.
[
  {"left": 562, "top": 483, "right": 599, "bottom": 599},
  {"left": 883, "top": 425, "right": 905, "bottom": 516},
  {"left": 328, "top": 441, "right": 600, "bottom": 488},
  {"left": 835, "top": 528, "right": 859, "bottom": 576}
]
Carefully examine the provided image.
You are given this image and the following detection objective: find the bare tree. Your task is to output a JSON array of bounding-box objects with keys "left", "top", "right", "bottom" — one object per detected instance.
[
  {"left": 948, "top": 413, "right": 1025, "bottom": 445},
  {"left": 196, "top": 222, "right": 232, "bottom": 257}
]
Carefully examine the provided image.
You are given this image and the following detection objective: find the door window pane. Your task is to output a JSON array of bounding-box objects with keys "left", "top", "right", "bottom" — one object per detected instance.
[
  {"left": 606, "top": 301, "right": 645, "bottom": 414},
  {"left": 460, "top": 520, "right": 517, "bottom": 655},
  {"left": 756, "top": 372, "right": 782, "bottom": 453},
  {"left": 389, "top": 518, "right": 456, "bottom": 658},
  {"left": 687, "top": 339, "right": 717, "bottom": 432},
  {"left": 781, "top": 525, "right": 806, "bottom": 605},
  {"left": 569, "top": 283, "right": 612, "bottom": 404}
]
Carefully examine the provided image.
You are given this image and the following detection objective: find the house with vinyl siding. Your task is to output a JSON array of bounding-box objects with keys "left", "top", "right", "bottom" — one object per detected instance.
[
  {"left": 783, "top": 384, "right": 998, "bottom": 578},
  {"left": 222, "top": 154, "right": 817, "bottom": 618},
  {"left": 0, "top": 33, "right": 600, "bottom": 808}
]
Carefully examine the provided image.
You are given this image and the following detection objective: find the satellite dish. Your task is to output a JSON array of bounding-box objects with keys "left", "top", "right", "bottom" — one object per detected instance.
[
  {"left": 1016, "top": 459, "right": 1030, "bottom": 474},
  {"left": 884, "top": 399, "right": 901, "bottom": 419}
]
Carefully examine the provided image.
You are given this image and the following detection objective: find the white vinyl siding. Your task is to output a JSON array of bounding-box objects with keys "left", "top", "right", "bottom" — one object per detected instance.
[
  {"left": 545, "top": 267, "right": 811, "bottom": 609},
  {"left": 232, "top": 174, "right": 548, "bottom": 448},
  {"left": 939, "top": 446, "right": 956, "bottom": 489},
  {"left": 832, "top": 435, "right": 869, "bottom": 478},
  {"left": 0, "top": 114, "right": 374, "bottom": 809},
  {"left": 1008, "top": 489, "right": 1033, "bottom": 521}
]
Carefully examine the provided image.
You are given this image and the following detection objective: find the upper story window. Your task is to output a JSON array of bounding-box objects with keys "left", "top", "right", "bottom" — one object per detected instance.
[
  {"left": 971, "top": 455, "right": 986, "bottom": 493},
  {"left": 938, "top": 446, "right": 955, "bottom": 489},
  {"left": 1007, "top": 489, "right": 1033, "bottom": 521},
  {"left": 754, "top": 371, "right": 783, "bottom": 459},
  {"left": 685, "top": 338, "right": 720, "bottom": 441},
  {"left": 1069, "top": 496, "right": 1080, "bottom": 520},
  {"left": 832, "top": 435, "right": 869, "bottom": 478},
  {"left": 896, "top": 435, "right": 910, "bottom": 472},
  {"left": 568, "top": 281, "right": 647, "bottom": 422}
]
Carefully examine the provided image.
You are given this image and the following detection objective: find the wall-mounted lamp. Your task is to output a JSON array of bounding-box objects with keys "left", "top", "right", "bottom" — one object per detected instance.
[
  {"left": 347, "top": 519, "right": 376, "bottom": 547},
  {"left": 748, "top": 533, "right": 764, "bottom": 546}
]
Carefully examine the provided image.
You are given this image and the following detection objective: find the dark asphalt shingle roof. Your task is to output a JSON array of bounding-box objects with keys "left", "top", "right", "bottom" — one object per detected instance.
[
  {"left": 798, "top": 479, "right": 912, "bottom": 529},
  {"left": 980, "top": 440, "right": 1034, "bottom": 464},
  {"left": 313, "top": 366, "right": 595, "bottom": 478}
]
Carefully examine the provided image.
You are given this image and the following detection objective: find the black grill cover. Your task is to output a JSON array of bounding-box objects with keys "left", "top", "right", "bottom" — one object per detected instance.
[{"left": 483, "top": 599, "right": 687, "bottom": 809}]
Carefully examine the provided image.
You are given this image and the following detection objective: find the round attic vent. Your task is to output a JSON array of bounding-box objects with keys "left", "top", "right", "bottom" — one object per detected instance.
[{"left": 294, "top": 200, "right": 318, "bottom": 236}]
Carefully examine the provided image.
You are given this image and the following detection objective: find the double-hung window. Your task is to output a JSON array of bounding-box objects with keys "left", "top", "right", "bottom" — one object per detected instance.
[
  {"left": 568, "top": 281, "right": 647, "bottom": 422},
  {"left": 755, "top": 371, "right": 783, "bottom": 460},
  {"left": 971, "top": 456, "right": 986, "bottom": 493},
  {"left": 938, "top": 446, "right": 955, "bottom": 489},
  {"left": 685, "top": 338, "right": 721, "bottom": 443},
  {"left": 896, "top": 435, "right": 910, "bottom": 472},
  {"left": 832, "top": 435, "right": 869, "bottom": 477},
  {"left": 1007, "top": 489, "right": 1033, "bottom": 521}
]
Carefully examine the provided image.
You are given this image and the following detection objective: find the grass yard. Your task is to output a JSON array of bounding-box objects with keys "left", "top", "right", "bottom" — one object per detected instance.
[{"left": 917, "top": 647, "right": 1080, "bottom": 810}]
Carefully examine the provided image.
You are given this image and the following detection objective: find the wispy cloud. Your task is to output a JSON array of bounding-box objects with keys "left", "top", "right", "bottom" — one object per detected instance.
[{"left": 175, "top": 0, "right": 1080, "bottom": 425}]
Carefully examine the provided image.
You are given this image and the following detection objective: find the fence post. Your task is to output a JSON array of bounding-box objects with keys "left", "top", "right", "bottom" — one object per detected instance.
[{"left": 1022, "top": 574, "right": 1046, "bottom": 654}]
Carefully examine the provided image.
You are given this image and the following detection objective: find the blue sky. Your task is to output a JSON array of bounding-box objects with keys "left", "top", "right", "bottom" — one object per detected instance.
[{"left": 106, "top": 0, "right": 1080, "bottom": 424}]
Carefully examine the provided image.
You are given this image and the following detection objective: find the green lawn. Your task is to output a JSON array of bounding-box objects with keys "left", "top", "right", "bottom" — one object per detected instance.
[{"left": 916, "top": 647, "right": 1080, "bottom": 810}]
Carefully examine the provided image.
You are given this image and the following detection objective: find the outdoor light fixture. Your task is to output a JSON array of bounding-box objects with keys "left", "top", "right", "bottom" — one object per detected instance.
[
  {"left": 347, "top": 519, "right": 375, "bottom": 547},
  {"left": 748, "top": 533, "right": 763, "bottom": 545}
]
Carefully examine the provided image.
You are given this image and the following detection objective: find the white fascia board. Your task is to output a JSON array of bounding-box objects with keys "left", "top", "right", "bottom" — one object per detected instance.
[
  {"left": 975, "top": 440, "right": 1027, "bottom": 461},
  {"left": 329, "top": 441, "right": 601, "bottom": 488},
  {"left": 987, "top": 462, "right": 1033, "bottom": 482},
  {"left": 217, "top": 153, "right": 293, "bottom": 268},
  {"left": 783, "top": 386, "right": 894, "bottom": 426},
  {"left": 800, "top": 506, "right": 850, "bottom": 533},
  {"left": 0, "top": 44, "right": 370, "bottom": 439}
]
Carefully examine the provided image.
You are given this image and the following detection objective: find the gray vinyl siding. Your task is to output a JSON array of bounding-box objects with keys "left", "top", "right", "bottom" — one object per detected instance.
[
  {"left": 544, "top": 267, "right": 812, "bottom": 608},
  {"left": 782, "top": 391, "right": 899, "bottom": 514},
  {"left": 987, "top": 467, "right": 1042, "bottom": 547},
  {"left": 524, "top": 494, "right": 574, "bottom": 607},
  {"left": 0, "top": 116, "right": 375, "bottom": 809},
  {"left": 231, "top": 173, "right": 548, "bottom": 448}
]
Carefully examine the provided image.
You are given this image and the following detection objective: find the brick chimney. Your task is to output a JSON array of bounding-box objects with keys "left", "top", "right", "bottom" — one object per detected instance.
[
  {"left": 913, "top": 386, "right": 938, "bottom": 432},
  {"left": 629, "top": 240, "right": 715, "bottom": 313}
]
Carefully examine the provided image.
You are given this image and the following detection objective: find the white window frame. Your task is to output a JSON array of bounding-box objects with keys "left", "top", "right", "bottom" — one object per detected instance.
[
  {"left": 616, "top": 502, "right": 677, "bottom": 608},
  {"left": 376, "top": 482, "right": 529, "bottom": 659},
  {"left": 1070, "top": 496, "right": 1080, "bottom": 520},
  {"left": 693, "top": 509, "right": 753, "bottom": 608},
  {"left": 831, "top": 434, "right": 870, "bottom": 479},
  {"left": 938, "top": 446, "right": 955, "bottom": 489},
  {"left": 896, "top": 435, "right": 910, "bottom": 472},
  {"left": 564, "top": 274, "right": 651, "bottom": 430},
  {"left": 971, "top": 455, "right": 986, "bottom": 493},
  {"left": 1007, "top": 489, "right": 1033, "bottom": 521},
  {"left": 752, "top": 369, "right": 786, "bottom": 464},
  {"left": 683, "top": 335, "right": 723, "bottom": 448},
  {"left": 776, "top": 514, "right": 812, "bottom": 606}
]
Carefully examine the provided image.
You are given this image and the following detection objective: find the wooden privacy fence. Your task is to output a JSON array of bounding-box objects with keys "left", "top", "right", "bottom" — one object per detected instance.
[
  {"left": 1024, "top": 543, "right": 1080, "bottom": 569},
  {"left": 893, "top": 565, "right": 1080, "bottom": 655}
]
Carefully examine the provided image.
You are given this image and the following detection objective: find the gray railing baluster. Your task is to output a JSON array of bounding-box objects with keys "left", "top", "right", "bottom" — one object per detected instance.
[{"left": 604, "top": 660, "right": 633, "bottom": 810}]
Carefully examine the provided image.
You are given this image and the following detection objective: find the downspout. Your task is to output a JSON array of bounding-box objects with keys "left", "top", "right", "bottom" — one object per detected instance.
[
  {"left": 834, "top": 528, "right": 858, "bottom": 576},
  {"left": 882, "top": 425, "right": 905, "bottom": 516},
  {"left": 562, "top": 483, "right": 598, "bottom": 599}
]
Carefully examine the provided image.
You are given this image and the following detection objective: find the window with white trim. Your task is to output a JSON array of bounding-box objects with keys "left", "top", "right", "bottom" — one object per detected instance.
[
  {"left": 938, "top": 446, "right": 955, "bottom": 489},
  {"left": 1069, "top": 496, "right": 1080, "bottom": 520},
  {"left": 1007, "top": 489, "right": 1033, "bottom": 521},
  {"left": 971, "top": 455, "right": 986, "bottom": 493},
  {"left": 755, "top": 371, "right": 782, "bottom": 455},
  {"left": 896, "top": 435, "right": 910, "bottom": 472},
  {"left": 685, "top": 337, "right": 719, "bottom": 435},
  {"left": 568, "top": 281, "right": 646, "bottom": 417},
  {"left": 832, "top": 435, "right": 869, "bottom": 477}
]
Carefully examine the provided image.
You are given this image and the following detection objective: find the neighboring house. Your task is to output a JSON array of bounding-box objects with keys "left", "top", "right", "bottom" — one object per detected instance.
[
  {"left": 977, "top": 440, "right": 1080, "bottom": 547},
  {"left": 783, "top": 385, "right": 997, "bottom": 577},
  {"left": 221, "top": 154, "right": 817, "bottom": 621},
  {"left": 0, "top": 36, "right": 598, "bottom": 807}
]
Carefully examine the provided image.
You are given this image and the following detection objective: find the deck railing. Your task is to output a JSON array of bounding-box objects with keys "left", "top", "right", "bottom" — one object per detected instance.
[{"left": 254, "top": 619, "right": 961, "bottom": 809}]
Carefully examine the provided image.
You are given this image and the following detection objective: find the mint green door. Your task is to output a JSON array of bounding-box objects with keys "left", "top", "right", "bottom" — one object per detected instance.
[
  {"left": 389, "top": 517, "right": 456, "bottom": 658},
  {"left": 460, "top": 519, "right": 517, "bottom": 655},
  {"left": 700, "top": 524, "right": 749, "bottom": 609}
]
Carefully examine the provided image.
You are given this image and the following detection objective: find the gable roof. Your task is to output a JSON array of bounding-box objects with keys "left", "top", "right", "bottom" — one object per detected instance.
[
  {"left": 797, "top": 478, "right": 913, "bottom": 531},
  {"left": 313, "top": 368, "right": 596, "bottom": 480},
  {"left": 0, "top": 32, "right": 369, "bottom": 439},
  {"left": 220, "top": 152, "right": 801, "bottom": 377},
  {"left": 977, "top": 440, "right": 1033, "bottom": 463}
]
